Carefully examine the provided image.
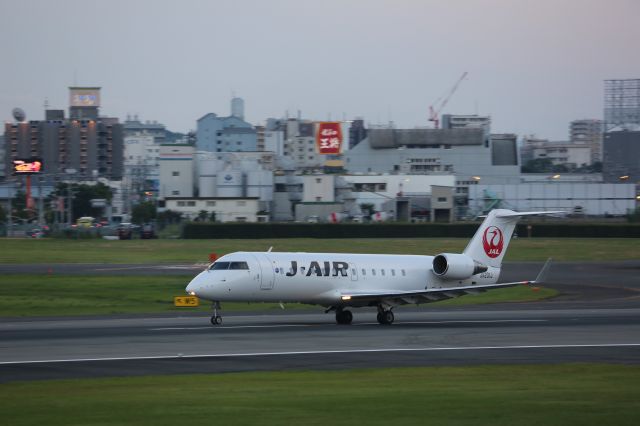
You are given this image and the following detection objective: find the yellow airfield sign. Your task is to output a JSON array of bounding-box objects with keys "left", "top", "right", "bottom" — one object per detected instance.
[{"left": 174, "top": 296, "right": 199, "bottom": 307}]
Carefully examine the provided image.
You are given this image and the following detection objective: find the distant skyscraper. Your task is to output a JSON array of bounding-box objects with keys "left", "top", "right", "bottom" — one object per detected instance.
[
  {"left": 604, "top": 79, "right": 640, "bottom": 131},
  {"left": 231, "top": 97, "right": 245, "bottom": 120}
]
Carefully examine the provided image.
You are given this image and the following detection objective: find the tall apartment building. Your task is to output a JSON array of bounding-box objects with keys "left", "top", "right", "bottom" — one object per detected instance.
[
  {"left": 570, "top": 119, "right": 603, "bottom": 163},
  {"left": 3, "top": 87, "right": 123, "bottom": 181},
  {"left": 604, "top": 79, "right": 640, "bottom": 131}
]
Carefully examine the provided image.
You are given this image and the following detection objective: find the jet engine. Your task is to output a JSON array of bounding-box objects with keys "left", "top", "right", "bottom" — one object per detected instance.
[{"left": 432, "top": 253, "right": 488, "bottom": 280}]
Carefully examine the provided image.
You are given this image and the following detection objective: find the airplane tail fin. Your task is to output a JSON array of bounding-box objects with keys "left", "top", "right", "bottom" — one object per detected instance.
[{"left": 463, "top": 209, "right": 563, "bottom": 269}]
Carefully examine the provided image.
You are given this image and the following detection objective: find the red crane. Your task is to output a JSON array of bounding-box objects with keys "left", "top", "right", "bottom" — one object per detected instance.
[{"left": 428, "top": 71, "right": 468, "bottom": 129}]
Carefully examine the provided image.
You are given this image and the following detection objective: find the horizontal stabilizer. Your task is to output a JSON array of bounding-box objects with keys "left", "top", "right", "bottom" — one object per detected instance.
[{"left": 494, "top": 211, "right": 565, "bottom": 218}]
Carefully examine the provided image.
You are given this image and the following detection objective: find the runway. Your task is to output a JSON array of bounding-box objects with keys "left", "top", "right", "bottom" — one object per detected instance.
[{"left": 1, "top": 260, "right": 639, "bottom": 383}]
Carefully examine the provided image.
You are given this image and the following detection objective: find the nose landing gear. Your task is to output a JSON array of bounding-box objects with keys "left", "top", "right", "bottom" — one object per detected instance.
[{"left": 210, "top": 301, "right": 222, "bottom": 325}]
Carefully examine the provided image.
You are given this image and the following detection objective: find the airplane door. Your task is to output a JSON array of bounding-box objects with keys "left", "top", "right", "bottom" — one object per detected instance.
[
  {"left": 253, "top": 253, "right": 275, "bottom": 290},
  {"left": 350, "top": 263, "right": 358, "bottom": 281}
]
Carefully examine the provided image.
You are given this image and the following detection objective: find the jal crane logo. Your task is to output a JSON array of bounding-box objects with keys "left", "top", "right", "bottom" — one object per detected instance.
[{"left": 482, "top": 226, "right": 504, "bottom": 258}]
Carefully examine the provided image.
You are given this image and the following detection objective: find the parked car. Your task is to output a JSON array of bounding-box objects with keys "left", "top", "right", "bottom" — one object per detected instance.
[
  {"left": 140, "top": 223, "right": 156, "bottom": 239},
  {"left": 117, "top": 223, "right": 133, "bottom": 240}
]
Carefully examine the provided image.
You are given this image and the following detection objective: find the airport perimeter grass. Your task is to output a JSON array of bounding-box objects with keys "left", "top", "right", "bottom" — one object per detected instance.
[
  {"left": 0, "top": 274, "right": 556, "bottom": 317},
  {"left": 0, "top": 237, "right": 638, "bottom": 264},
  {"left": 1, "top": 364, "right": 639, "bottom": 426}
]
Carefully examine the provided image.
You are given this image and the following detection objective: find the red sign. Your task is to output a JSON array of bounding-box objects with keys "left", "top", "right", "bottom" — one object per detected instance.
[
  {"left": 13, "top": 158, "right": 43, "bottom": 175},
  {"left": 482, "top": 226, "right": 504, "bottom": 258},
  {"left": 316, "top": 122, "right": 343, "bottom": 154}
]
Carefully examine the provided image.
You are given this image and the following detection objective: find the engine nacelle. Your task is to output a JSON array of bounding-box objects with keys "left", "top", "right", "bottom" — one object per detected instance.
[{"left": 432, "top": 253, "right": 488, "bottom": 280}]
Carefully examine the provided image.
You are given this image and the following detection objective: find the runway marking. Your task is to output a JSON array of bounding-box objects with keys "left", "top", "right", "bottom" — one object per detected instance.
[
  {"left": 149, "top": 319, "right": 548, "bottom": 331},
  {"left": 2, "top": 343, "right": 639, "bottom": 365}
]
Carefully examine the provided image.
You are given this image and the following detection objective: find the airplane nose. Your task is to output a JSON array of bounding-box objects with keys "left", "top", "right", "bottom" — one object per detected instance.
[{"left": 185, "top": 274, "right": 203, "bottom": 296}]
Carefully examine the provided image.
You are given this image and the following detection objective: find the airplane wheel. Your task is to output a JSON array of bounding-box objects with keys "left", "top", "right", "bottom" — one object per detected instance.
[
  {"left": 210, "top": 315, "right": 222, "bottom": 325},
  {"left": 378, "top": 310, "right": 394, "bottom": 325},
  {"left": 336, "top": 309, "right": 353, "bottom": 325}
]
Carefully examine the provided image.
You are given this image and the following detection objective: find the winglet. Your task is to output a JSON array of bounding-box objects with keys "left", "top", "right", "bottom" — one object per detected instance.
[{"left": 533, "top": 258, "right": 553, "bottom": 284}]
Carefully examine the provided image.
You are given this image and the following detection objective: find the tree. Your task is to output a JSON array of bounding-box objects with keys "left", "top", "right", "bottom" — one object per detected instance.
[
  {"left": 52, "top": 182, "right": 113, "bottom": 221},
  {"left": 359, "top": 203, "right": 375, "bottom": 217},
  {"left": 197, "top": 210, "right": 209, "bottom": 222},
  {"left": 157, "top": 209, "right": 182, "bottom": 226},
  {"left": 0, "top": 204, "right": 6, "bottom": 223},
  {"left": 209, "top": 211, "right": 217, "bottom": 222},
  {"left": 131, "top": 201, "right": 157, "bottom": 224}
]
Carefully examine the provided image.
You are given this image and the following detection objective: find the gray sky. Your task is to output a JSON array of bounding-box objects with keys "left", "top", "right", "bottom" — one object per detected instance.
[{"left": 1, "top": 0, "right": 638, "bottom": 140}]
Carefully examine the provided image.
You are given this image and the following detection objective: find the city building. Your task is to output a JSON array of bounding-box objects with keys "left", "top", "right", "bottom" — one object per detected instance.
[
  {"left": 602, "top": 130, "right": 640, "bottom": 184},
  {"left": 570, "top": 119, "right": 603, "bottom": 163},
  {"left": 604, "top": 79, "right": 640, "bottom": 131},
  {"left": 530, "top": 141, "right": 591, "bottom": 170},
  {"left": 158, "top": 144, "right": 194, "bottom": 199},
  {"left": 196, "top": 97, "right": 257, "bottom": 153},
  {"left": 3, "top": 87, "right": 124, "bottom": 182},
  {"left": 123, "top": 115, "right": 167, "bottom": 144},
  {"left": 164, "top": 197, "right": 265, "bottom": 222}
]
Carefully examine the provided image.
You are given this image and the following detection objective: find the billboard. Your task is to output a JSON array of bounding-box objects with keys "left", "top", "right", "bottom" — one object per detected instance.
[
  {"left": 316, "top": 122, "right": 343, "bottom": 155},
  {"left": 13, "top": 158, "right": 43, "bottom": 175},
  {"left": 69, "top": 87, "right": 101, "bottom": 107}
]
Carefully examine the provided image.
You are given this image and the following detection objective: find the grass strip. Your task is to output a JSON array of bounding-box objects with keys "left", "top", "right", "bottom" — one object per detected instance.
[
  {"left": 0, "top": 274, "right": 556, "bottom": 317},
  {"left": 0, "top": 238, "right": 638, "bottom": 263},
  {"left": 1, "top": 364, "right": 639, "bottom": 426}
]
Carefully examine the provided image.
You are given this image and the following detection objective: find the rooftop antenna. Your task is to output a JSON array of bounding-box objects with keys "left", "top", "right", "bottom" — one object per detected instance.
[{"left": 44, "top": 98, "right": 49, "bottom": 110}]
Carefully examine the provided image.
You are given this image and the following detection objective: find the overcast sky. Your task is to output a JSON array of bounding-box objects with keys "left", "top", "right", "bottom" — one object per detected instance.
[{"left": 1, "top": 0, "right": 638, "bottom": 139}]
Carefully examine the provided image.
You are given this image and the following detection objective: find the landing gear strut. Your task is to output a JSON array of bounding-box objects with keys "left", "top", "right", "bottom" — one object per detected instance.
[
  {"left": 376, "top": 305, "right": 394, "bottom": 325},
  {"left": 210, "top": 301, "right": 222, "bottom": 325},
  {"left": 335, "top": 308, "right": 353, "bottom": 325}
]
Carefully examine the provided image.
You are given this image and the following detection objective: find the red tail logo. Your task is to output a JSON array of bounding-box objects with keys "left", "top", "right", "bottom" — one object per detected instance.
[{"left": 482, "top": 226, "right": 504, "bottom": 258}]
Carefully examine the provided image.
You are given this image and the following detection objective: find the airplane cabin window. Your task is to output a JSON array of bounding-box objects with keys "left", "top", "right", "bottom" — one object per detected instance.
[
  {"left": 401, "top": 269, "right": 406, "bottom": 276},
  {"left": 381, "top": 269, "right": 385, "bottom": 276},
  {"left": 391, "top": 270, "right": 396, "bottom": 276},
  {"left": 229, "top": 262, "right": 249, "bottom": 270},
  {"left": 210, "top": 262, "right": 230, "bottom": 270},
  {"left": 362, "top": 269, "right": 366, "bottom": 275},
  {"left": 372, "top": 269, "right": 376, "bottom": 276}
]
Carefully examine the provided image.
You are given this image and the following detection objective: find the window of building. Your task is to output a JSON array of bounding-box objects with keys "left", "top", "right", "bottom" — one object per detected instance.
[
  {"left": 206, "top": 201, "right": 216, "bottom": 207},
  {"left": 187, "top": 201, "right": 196, "bottom": 207},
  {"left": 177, "top": 201, "right": 185, "bottom": 206},
  {"left": 172, "top": 171, "right": 180, "bottom": 176},
  {"left": 437, "top": 197, "right": 447, "bottom": 202},
  {"left": 316, "top": 178, "right": 322, "bottom": 183},
  {"left": 237, "top": 201, "right": 246, "bottom": 206},
  {"left": 235, "top": 217, "right": 247, "bottom": 222},
  {"left": 172, "top": 190, "right": 180, "bottom": 195},
  {"left": 315, "top": 197, "right": 322, "bottom": 202}
]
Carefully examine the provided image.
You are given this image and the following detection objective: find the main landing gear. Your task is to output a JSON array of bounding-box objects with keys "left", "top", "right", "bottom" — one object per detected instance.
[
  {"left": 335, "top": 308, "right": 353, "bottom": 325},
  {"left": 210, "top": 301, "right": 222, "bottom": 325},
  {"left": 377, "top": 306, "right": 394, "bottom": 325}
]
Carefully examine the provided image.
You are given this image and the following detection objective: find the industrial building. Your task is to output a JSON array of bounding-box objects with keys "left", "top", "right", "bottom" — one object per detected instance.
[
  {"left": 196, "top": 97, "right": 257, "bottom": 153},
  {"left": 163, "top": 197, "right": 265, "bottom": 222},
  {"left": 604, "top": 79, "right": 640, "bottom": 131},
  {"left": 469, "top": 182, "right": 636, "bottom": 217}
]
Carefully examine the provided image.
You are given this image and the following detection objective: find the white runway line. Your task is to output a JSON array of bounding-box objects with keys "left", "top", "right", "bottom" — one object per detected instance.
[
  {"left": 149, "top": 319, "right": 548, "bottom": 331},
  {"left": 1, "top": 343, "right": 639, "bottom": 365}
]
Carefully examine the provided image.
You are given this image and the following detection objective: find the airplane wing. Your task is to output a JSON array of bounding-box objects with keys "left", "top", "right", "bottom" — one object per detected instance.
[{"left": 341, "top": 259, "right": 552, "bottom": 307}]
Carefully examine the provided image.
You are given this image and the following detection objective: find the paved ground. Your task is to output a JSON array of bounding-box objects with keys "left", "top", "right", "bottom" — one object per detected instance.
[{"left": 0, "top": 260, "right": 638, "bottom": 383}]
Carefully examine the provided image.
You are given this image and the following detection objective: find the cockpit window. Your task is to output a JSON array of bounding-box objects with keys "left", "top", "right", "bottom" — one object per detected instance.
[
  {"left": 229, "top": 262, "right": 249, "bottom": 270},
  {"left": 210, "top": 262, "right": 230, "bottom": 270}
]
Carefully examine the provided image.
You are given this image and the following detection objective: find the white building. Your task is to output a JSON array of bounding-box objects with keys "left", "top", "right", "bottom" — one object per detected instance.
[
  {"left": 341, "top": 174, "right": 456, "bottom": 211},
  {"left": 531, "top": 142, "right": 591, "bottom": 169},
  {"left": 159, "top": 144, "right": 194, "bottom": 199},
  {"left": 164, "top": 197, "right": 264, "bottom": 222}
]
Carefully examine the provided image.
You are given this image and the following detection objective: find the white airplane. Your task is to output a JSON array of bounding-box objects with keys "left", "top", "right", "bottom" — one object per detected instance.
[{"left": 186, "top": 209, "right": 560, "bottom": 325}]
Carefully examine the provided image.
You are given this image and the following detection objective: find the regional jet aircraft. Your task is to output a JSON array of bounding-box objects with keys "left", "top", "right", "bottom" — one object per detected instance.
[{"left": 186, "top": 209, "right": 561, "bottom": 325}]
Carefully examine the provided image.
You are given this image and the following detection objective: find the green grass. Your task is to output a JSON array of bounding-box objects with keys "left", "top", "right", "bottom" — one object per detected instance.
[
  {"left": 0, "top": 237, "right": 638, "bottom": 263},
  {"left": 1, "top": 365, "right": 639, "bottom": 425},
  {"left": 0, "top": 274, "right": 556, "bottom": 317}
]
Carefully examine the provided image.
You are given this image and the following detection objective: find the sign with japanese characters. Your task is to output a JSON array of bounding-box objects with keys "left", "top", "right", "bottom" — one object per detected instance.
[
  {"left": 174, "top": 296, "right": 200, "bottom": 307},
  {"left": 316, "top": 122, "right": 343, "bottom": 154}
]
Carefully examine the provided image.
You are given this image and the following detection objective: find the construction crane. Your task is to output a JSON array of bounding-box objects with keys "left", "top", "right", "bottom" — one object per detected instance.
[{"left": 428, "top": 71, "right": 468, "bottom": 129}]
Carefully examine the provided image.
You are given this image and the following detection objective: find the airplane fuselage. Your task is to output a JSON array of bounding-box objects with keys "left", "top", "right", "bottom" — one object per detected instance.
[{"left": 187, "top": 251, "right": 501, "bottom": 307}]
